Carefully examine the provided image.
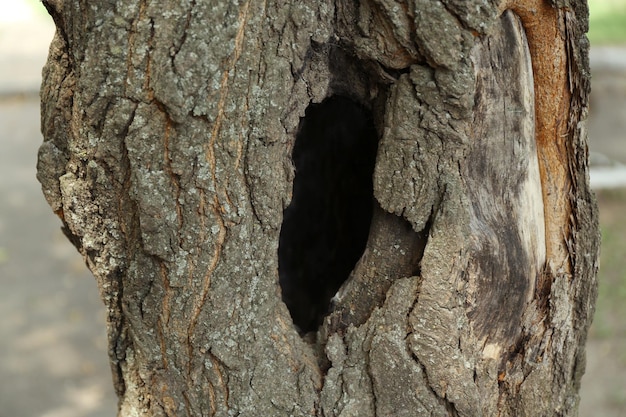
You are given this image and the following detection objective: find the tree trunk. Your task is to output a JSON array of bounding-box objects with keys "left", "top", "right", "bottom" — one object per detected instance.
[{"left": 37, "top": 0, "right": 598, "bottom": 415}]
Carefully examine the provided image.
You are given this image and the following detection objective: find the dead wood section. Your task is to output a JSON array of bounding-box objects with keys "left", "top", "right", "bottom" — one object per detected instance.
[{"left": 503, "top": 0, "right": 573, "bottom": 282}]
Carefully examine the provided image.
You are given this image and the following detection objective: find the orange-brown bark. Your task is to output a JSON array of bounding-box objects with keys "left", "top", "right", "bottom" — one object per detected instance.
[{"left": 501, "top": 0, "right": 572, "bottom": 275}]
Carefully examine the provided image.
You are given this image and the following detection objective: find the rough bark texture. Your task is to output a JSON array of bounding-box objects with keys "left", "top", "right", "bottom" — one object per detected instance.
[{"left": 38, "top": 0, "right": 598, "bottom": 416}]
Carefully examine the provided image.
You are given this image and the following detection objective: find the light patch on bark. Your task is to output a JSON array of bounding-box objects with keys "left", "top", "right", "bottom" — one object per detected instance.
[{"left": 465, "top": 10, "right": 546, "bottom": 345}]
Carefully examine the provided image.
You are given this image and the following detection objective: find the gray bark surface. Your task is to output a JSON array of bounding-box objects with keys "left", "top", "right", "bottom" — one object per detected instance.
[{"left": 38, "top": 0, "right": 598, "bottom": 416}]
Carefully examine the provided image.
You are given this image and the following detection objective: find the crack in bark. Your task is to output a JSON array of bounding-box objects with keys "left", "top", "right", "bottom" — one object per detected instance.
[
  {"left": 410, "top": 350, "right": 460, "bottom": 416},
  {"left": 107, "top": 103, "right": 141, "bottom": 399}
]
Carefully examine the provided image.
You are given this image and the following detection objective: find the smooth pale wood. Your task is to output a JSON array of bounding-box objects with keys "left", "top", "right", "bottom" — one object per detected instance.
[{"left": 465, "top": 10, "right": 546, "bottom": 345}]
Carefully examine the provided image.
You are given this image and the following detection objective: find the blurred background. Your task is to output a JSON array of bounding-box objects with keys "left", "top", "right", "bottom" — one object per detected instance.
[{"left": 0, "top": 0, "right": 624, "bottom": 416}]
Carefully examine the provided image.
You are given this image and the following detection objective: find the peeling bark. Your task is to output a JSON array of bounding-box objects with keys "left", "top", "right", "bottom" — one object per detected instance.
[{"left": 38, "top": 0, "right": 598, "bottom": 416}]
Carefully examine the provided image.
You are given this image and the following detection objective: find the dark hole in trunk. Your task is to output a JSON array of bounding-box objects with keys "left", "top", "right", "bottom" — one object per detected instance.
[{"left": 278, "top": 95, "right": 379, "bottom": 334}]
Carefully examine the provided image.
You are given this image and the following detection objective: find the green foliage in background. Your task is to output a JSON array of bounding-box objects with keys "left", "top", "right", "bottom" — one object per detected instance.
[{"left": 589, "top": 0, "right": 626, "bottom": 44}]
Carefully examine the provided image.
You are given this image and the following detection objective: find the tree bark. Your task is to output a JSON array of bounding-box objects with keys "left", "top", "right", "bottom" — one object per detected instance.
[{"left": 37, "top": 0, "right": 598, "bottom": 416}]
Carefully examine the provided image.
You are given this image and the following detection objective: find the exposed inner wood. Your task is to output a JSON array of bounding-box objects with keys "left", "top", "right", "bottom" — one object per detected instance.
[
  {"left": 500, "top": 0, "right": 572, "bottom": 276},
  {"left": 467, "top": 10, "right": 546, "bottom": 344}
]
